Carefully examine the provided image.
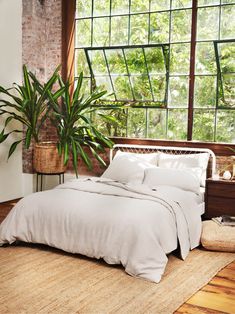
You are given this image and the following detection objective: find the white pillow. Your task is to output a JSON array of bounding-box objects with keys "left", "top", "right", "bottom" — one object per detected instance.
[
  {"left": 101, "top": 153, "right": 154, "bottom": 183},
  {"left": 114, "top": 150, "right": 158, "bottom": 165},
  {"left": 158, "top": 152, "right": 210, "bottom": 187},
  {"left": 143, "top": 167, "right": 201, "bottom": 193}
]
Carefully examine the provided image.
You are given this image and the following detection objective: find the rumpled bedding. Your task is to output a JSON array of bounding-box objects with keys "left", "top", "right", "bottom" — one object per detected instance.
[{"left": 0, "top": 177, "right": 202, "bottom": 283}]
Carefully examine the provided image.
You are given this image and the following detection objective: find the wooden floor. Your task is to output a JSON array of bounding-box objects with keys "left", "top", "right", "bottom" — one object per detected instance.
[{"left": 0, "top": 200, "right": 234, "bottom": 314}]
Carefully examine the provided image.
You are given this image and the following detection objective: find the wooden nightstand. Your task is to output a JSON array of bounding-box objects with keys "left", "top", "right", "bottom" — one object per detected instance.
[{"left": 205, "top": 178, "right": 235, "bottom": 219}]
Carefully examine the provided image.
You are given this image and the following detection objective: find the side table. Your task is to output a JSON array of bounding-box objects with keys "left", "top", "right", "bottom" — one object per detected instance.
[
  {"left": 205, "top": 178, "right": 235, "bottom": 219},
  {"left": 36, "top": 172, "right": 65, "bottom": 192}
]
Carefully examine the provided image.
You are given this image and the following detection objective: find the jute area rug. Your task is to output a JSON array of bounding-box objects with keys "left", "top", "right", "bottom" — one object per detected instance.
[{"left": 0, "top": 243, "right": 234, "bottom": 314}]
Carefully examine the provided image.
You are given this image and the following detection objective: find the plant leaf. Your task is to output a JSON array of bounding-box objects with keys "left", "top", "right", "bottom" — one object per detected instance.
[
  {"left": 25, "top": 128, "right": 32, "bottom": 149},
  {"left": 8, "top": 140, "right": 22, "bottom": 159},
  {"left": 63, "top": 142, "right": 69, "bottom": 165},
  {"left": 23, "top": 64, "right": 32, "bottom": 98},
  {"left": 0, "top": 130, "right": 9, "bottom": 143},
  {"left": 89, "top": 146, "right": 106, "bottom": 167},
  {"left": 77, "top": 142, "right": 92, "bottom": 170},
  {"left": 71, "top": 140, "right": 78, "bottom": 177}
]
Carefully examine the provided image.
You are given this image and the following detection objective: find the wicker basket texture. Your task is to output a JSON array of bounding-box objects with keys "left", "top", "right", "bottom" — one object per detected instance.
[{"left": 33, "top": 142, "right": 66, "bottom": 174}]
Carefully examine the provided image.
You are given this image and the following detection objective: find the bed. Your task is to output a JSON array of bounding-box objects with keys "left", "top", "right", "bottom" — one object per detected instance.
[{"left": 0, "top": 144, "right": 216, "bottom": 283}]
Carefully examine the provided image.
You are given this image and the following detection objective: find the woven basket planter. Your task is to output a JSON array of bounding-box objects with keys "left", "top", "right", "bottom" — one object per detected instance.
[{"left": 33, "top": 142, "right": 66, "bottom": 174}]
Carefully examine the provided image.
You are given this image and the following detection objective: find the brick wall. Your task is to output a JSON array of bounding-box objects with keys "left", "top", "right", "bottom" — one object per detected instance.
[
  {"left": 22, "top": 0, "right": 62, "bottom": 173},
  {"left": 22, "top": 0, "right": 108, "bottom": 176}
]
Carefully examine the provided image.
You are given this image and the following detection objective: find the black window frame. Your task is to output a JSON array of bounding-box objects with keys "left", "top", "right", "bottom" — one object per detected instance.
[{"left": 73, "top": 0, "right": 235, "bottom": 143}]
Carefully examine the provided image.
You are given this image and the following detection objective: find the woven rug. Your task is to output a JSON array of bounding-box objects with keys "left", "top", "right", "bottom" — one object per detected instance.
[{"left": 0, "top": 244, "right": 234, "bottom": 314}]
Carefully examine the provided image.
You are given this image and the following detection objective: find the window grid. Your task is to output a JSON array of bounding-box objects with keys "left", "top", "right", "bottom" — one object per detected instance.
[
  {"left": 75, "top": 0, "right": 235, "bottom": 142},
  {"left": 84, "top": 44, "right": 169, "bottom": 104},
  {"left": 75, "top": 2, "right": 235, "bottom": 20},
  {"left": 192, "top": 2, "right": 235, "bottom": 142}
]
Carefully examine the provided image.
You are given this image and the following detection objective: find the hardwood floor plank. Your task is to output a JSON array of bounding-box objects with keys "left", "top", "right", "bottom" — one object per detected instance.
[
  {"left": 202, "top": 282, "right": 235, "bottom": 296},
  {"left": 187, "top": 290, "right": 235, "bottom": 314},
  {"left": 210, "top": 276, "right": 235, "bottom": 289},
  {"left": 226, "top": 262, "right": 235, "bottom": 271},
  {"left": 175, "top": 303, "right": 226, "bottom": 314},
  {"left": 218, "top": 268, "right": 235, "bottom": 281}
]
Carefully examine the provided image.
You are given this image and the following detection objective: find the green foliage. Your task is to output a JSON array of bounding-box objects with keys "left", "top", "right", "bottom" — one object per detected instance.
[
  {"left": 0, "top": 64, "right": 60, "bottom": 157},
  {"left": 74, "top": 0, "right": 235, "bottom": 142},
  {"left": 0, "top": 66, "right": 116, "bottom": 175},
  {"left": 75, "top": 0, "right": 234, "bottom": 143},
  {"left": 47, "top": 72, "right": 116, "bottom": 177}
]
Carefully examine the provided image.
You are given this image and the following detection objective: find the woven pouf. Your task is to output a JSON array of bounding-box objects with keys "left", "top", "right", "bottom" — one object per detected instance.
[{"left": 201, "top": 220, "right": 235, "bottom": 253}]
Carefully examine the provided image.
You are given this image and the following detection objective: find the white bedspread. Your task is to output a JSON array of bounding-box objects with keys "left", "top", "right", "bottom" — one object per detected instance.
[{"left": 0, "top": 177, "right": 203, "bottom": 283}]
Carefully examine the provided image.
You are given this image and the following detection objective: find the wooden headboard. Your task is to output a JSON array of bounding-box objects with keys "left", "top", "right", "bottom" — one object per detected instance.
[{"left": 110, "top": 144, "right": 216, "bottom": 179}]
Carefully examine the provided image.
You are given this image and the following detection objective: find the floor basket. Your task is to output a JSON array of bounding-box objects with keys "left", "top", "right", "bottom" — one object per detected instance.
[{"left": 33, "top": 142, "right": 66, "bottom": 174}]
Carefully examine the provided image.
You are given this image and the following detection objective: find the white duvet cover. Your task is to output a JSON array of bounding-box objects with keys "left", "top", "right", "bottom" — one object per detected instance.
[{"left": 0, "top": 177, "right": 203, "bottom": 283}]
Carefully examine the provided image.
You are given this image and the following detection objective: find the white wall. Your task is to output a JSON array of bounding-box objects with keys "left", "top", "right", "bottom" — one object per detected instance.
[{"left": 0, "top": 0, "right": 23, "bottom": 202}]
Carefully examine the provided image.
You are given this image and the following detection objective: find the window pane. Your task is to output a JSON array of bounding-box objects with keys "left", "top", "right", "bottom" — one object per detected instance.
[
  {"left": 76, "top": 19, "right": 91, "bottom": 47},
  {"left": 93, "top": 109, "right": 127, "bottom": 137},
  {"left": 171, "top": 9, "right": 192, "bottom": 42},
  {"left": 111, "top": 0, "right": 129, "bottom": 15},
  {"left": 150, "top": 0, "right": 170, "bottom": 11},
  {"left": 194, "top": 76, "right": 217, "bottom": 108},
  {"left": 168, "top": 76, "right": 189, "bottom": 107},
  {"left": 105, "top": 49, "right": 127, "bottom": 74},
  {"left": 93, "top": 18, "right": 110, "bottom": 46},
  {"left": 112, "top": 76, "right": 133, "bottom": 100},
  {"left": 150, "top": 12, "right": 170, "bottom": 43},
  {"left": 221, "top": 0, "right": 235, "bottom": 4},
  {"left": 195, "top": 42, "right": 217, "bottom": 74},
  {"left": 130, "top": 14, "right": 149, "bottom": 45},
  {"left": 111, "top": 16, "right": 129, "bottom": 45},
  {"left": 76, "top": 0, "right": 92, "bottom": 17},
  {"left": 150, "top": 75, "right": 166, "bottom": 102},
  {"left": 75, "top": 49, "right": 90, "bottom": 76},
  {"left": 170, "top": 44, "right": 190, "bottom": 74},
  {"left": 219, "top": 74, "right": 235, "bottom": 108},
  {"left": 217, "top": 43, "right": 235, "bottom": 108},
  {"left": 221, "top": 5, "right": 235, "bottom": 39},
  {"left": 148, "top": 109, "right": 167, "bottom": 138},
  {"left": 167, "top": 109, "right": 188, "bottom": 140},
  {"left": 197, "top": 7, "right": 219, "bottom": 40},
  {"left": 88, "top": 50, "right": 108, "bottom": 75},
  {"left": 131, "top": 0, "right": 149, "bottom": 12},
  {"left": 125, "top": 48, "right": 146, "bottom": 74},
  {"left": 94, "top": 76, "right": 114, "bottom": 98},
  {"left": 172, "top": 0, "right": 192, "bottom": 8},
  {"left": 94, "top": 0, "right": 110, "bottom": 16},
  {"left": 78, "top": 77, "right": 91, "bottom": 98},
  {"left": 193, "top": 109, "right": 215, "bottom": 141},
  {"left": 144, "top": 47, "right": 166, "bottom": 74},
  {"left": 219, "top": 42, "right": 235, "bottom": 73},
  {"left": 131, "top": 75, "right": 152, "bottom": 101},
  {"left": 216, "top": 110, "right": 235, "bottom": 142},
  {"left": 127, "top": 108, "right": 146, "bottom": 138},
  {"left": 197, "top": 0, "right": 220, "bottom": 6}
]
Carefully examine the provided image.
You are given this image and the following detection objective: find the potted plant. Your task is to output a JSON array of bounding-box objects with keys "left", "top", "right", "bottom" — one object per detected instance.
[
  {"left": 0, "top": 64, "right": 61, "bottom": 159},
  {"left": 45, "top": 72, "right": 115, "bottom": 177},
  {"left": 0, "top": 65, "right": 118, "bottom": 176}
]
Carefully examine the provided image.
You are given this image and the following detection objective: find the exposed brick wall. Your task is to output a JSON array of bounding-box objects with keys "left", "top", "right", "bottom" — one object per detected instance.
[
  {"left": 22, "top": 0, "right": 108, "bottom": 176},
  {"left": 22, "top": 0, "right": 61, "bottom": 173}
]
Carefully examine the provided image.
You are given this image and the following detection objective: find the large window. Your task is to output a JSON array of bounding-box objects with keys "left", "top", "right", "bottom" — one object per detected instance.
[{"left": 75, "top": 0, "right": 235, "bottom": 142}]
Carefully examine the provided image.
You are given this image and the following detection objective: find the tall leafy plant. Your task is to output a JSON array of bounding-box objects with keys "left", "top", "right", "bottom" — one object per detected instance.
[
  {"left": 0, "top": 65, "right": 60, "bottom": 157},
  {"left": 46, "top": 72, "right": 117, "bottom": 177}
]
